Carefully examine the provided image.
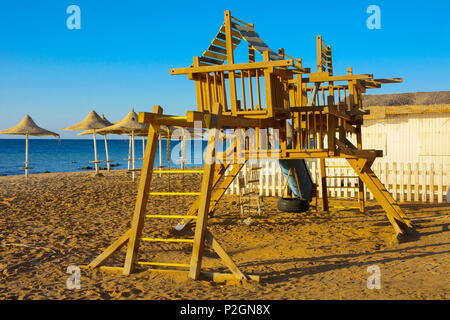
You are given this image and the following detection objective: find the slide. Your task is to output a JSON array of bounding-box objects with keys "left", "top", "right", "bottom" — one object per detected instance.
[{"left": 278, "top": 158, "right": 313, "bottom": 203}]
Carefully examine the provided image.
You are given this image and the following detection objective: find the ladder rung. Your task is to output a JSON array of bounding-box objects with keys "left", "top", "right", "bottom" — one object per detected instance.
[
  {"left": 247, "top": 179, "right": 259, "bottom": 183},
  {"left": 327, "top": 186, "right": 359, "bottom": 189},
  {"left": 326, "top": 176, "right": 359, "bottom": 178},
  {"left": 153, "top": 170, "right": 203, "bottom": 174},
  {"left": 241, "top": 191, "right": 257, "bottom": 196},
  {"left": 330, "top": 206, "right": 360, "bottom": 209},
  {"left": 326, "top": 166, "right": 352, "bottom": 168},
  {"left": 146, "top": 214, "right": 198, "bottom": 219},
  {"left": 250, "top": 167, "right": 263, "bottom": 170},
  {"left": 330, "top": 196, "right": 359, "bottom": 199},
  {"left": 136, "top": 261, "right": 190, "bottom": 268},
  {"left": 141, "top": 238, "right": 194, "bottom": 243},
  {"left": 149, "top": 192, "right": 201, "bottom": 196}
]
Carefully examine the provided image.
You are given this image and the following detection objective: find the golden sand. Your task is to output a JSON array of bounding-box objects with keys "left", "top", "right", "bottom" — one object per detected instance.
[{"left": 0, "top": 170, "right": 449, "bottom": 299}]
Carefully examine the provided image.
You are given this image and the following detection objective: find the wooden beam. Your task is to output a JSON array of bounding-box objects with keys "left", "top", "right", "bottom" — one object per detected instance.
[
  {"left": 170, "top": 60, "right": 294, "bottom": 75},
  {"left": 87, "top": 229, "right": 131, "bottom": 268},
  {"left": 189, "top": 107, "right": 221, "bottom": 280},
  {"left": 205, "top": 230, "right": 248, "bottom": 281},
  {"left": 123, "top": 105, "right": 163, "bottom": 275}
]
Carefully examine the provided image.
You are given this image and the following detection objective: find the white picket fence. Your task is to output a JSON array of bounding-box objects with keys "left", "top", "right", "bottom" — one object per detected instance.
[{"left": 225, "top": 159, "right": 449, "bottom": 203}]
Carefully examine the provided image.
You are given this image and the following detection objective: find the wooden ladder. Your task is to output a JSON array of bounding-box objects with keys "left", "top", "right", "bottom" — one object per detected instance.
[{"left": 85, "top": 106, "right": 259, "bottom": 282}]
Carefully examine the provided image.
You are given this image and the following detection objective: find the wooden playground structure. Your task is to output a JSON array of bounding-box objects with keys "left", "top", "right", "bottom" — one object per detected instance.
[{"left": 85, "top": 11, "right": 414, "bottom": 282}]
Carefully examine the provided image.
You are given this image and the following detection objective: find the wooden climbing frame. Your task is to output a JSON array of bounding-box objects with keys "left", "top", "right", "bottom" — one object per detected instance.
[{"left": 85, "top": 10, "right": 413, "bottom": 282}]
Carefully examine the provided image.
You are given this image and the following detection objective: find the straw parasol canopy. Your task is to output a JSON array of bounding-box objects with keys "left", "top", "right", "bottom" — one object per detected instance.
[
  {"left": 96, "top": 108, "right": 148, "bottom": 180},
  {"left": 0, "top": 115, "right": 59, "bottom": 177},
  {"left": 62, "top": 110, "right": 112, "bottom": 131},
  {"left": 96, "top": 108, "right": 148, "bottom": 135},
  {"left": 61, "top": 110, "right": 113, "bottom": 174},
  {"left": 78, "top": 113, "right": 114, "bottom": 171}
]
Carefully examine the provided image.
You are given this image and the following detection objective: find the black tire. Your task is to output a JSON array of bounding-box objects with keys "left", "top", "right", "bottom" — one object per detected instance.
[{"left": 277, "top": 198, "right": 309, "bottom": 213}]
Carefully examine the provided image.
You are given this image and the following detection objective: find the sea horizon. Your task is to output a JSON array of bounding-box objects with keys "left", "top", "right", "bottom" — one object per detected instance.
[{"left": 0, "top": 138, "right": 207, "bottom": 176}]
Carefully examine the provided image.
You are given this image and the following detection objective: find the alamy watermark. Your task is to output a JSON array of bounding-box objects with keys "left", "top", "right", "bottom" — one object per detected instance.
[
  {"left": 366, "top": 265, "right": 381, "bottom": 289},
  {"left": 167, "top": 121, "right": 281, "bottom": 167},
  {"left": 66, "top": 5, "right": 81, "bottom": 30},
  {"left": 366, "top": 5, "right": 381, "bottom": 30},
  {"left": 66, "top": 265, "right": 81, "bottom": 289}
]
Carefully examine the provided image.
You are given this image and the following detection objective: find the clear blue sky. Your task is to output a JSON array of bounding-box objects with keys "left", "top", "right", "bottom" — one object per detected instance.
[{"left": 0, "top": 0, "right": 449, "bottom": 138}]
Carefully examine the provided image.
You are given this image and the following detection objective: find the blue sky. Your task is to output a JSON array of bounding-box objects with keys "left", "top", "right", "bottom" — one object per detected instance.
[{"left": 0, "top": 0, "right": 449, "bottom": 138}]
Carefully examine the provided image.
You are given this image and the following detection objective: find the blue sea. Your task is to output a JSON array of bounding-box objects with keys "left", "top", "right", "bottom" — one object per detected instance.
[{"left": 0, "top": 138, "right": 209, "bottom": 176}]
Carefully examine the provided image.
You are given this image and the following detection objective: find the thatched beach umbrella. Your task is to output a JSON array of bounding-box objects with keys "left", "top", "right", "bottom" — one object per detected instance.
[
  {"left": 97, "top": 108, "right": 148, "bottom": 181},
  {"left": 78, "top": 114, "right": 114, "bottom": 171},
  {"left": 0, "top": 115, "right": 60, "bottom": 177},
  {"left": 61, "top": 110, "right": 112, "bottom": 174}
]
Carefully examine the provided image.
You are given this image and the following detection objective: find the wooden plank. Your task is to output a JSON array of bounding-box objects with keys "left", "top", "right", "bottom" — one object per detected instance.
[
  {"left": 306, "top": 73, "right": 374, "bottom": 83},
  {"left": 211, "top": 38, "right": 235, "bottom": 49},
  {"left": 437, "top": 164, "right": 443, "bottom": 203},
  {"left": 430, "top": 163, "right": 434, "bottom": 203},
  {"left": 208, "top": 44, "right": 227, "bottom": 55},
  {"left": 88, "top": 229, "right": 131, "bottom": 268},
  {"left": 422, "top": 162, "right": 427, "bottom": 202},
  {"left": 216, "top": 31, "right": 241, "bottom": 44},
  {"left": 189, "top": 107, "right": 221, "bottom": 280},
  {"left": 219, "top": 25, "right": 242, "bottom": 39},
  {"left": 347, "top": 159, "right": 412, "bottom": 235},
  {"left": 406, "top": 163, "right": 412, "bottom": 202},
  {"left": 320, "top": 159, "right": 329, "bottom": 211},
  {"left": 203, "top": 50, "right": 227, "bottom": 61},
  {"left": 170, "top": 59, "right": 293, "bottom": 75},
  {"left": 414, "top": 163, "right": 419, "bottom": 201},
  {"left": 205, "top": 230, "right": 248, "bottom": 281},
  {"left": 123, "top": 105, "right": 163, "bottom": 275},
  {"left": 399, "top": 163, "right": 404, "bottom": 203},
  {"left": 199, "top": 56, "right": 222, "bottom": 65}
]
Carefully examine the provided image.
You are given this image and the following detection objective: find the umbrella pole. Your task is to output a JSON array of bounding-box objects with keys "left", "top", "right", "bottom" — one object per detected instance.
[
  {"left": 131, "top": 130, "right": 135, "bottom": 181},
  {"left": 167, "top": 127, "right": 171, "bottom": 170},
  {"left": 25, "top": 134, "right": 29, "bottom": 178},
  {"left": 104, "top": 134, "right": 110, "bottom": 171},
  {"left": 127, "top": 136, "right": 131, "bottom": 170},
  {"left": 93, "top": 130, "right": 99, "bottom": 174},
  {"left": 181, "top": 128, "right": 185, "bottom": 170},
  {"left": 159, "top": 134, "right": 162, "bottom": 177}
]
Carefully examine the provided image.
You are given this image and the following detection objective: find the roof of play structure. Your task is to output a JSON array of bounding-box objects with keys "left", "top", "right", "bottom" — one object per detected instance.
[{"left": 197, "top": 20, "right": 283, "bottom": 66}]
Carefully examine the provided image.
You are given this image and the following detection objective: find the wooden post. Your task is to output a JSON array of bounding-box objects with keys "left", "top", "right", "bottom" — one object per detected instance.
[
  {"left": 399, "top": 162, "right": 404, "bottom": 203},
  {"left": 123, "top": 105, "right": 163, "bottom": 275},
  {"left": 131, "top": 130, "right": 136, "bottom": 181},
  {"left": 127, "top": 135, "right": 131, "bottom": 170},
  {"left": 93, "top": 130, "right": 99, "bottom": 174},
  {"left": 159, "top": 134, "right": 163, "bottom": 176},
  {"left": 356, "top": 126, "right": 365, "bottom": 213},
  {"left": 319, "top": 159, "right": 329, "bottom": 211},
  {"left": 414, "top": 162, "right": 419, "bottom": 201},
  {"left": 316, "top": 36, "right": 323, "bottom": 72},
  {"left": 422, "top": 162, "right": 427, "bottom": 202},
  {"left": 104, "top": 135, "right": 110, "bottom": 171},
  {"left": 181, "top": 128, "right": 186, "bottom": 170},
  {"left": 430, "top": 163, "right": 434, "bottom": 203},
  {"left": 25, "top": 134, "right": 29, "bottom": 178},
  {"left": 224, "top": 11, "right": 238, "bottom": 115},
  {"left": 407, "top": 163, "right": 412, "bottom": 202},
  {"left": 189, "top": 106, "right": 221, "bottom": 280},
  {"left": 438, "top": 164, "right": 443, "bottom": 203},
  {"left": 392, "top": 162, "right": 397, "bottom": 201}
]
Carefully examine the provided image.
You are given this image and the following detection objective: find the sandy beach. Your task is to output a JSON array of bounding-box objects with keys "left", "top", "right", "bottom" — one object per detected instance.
[{"left": 0, "top": 170, "right": 448, "bottom": 300}]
